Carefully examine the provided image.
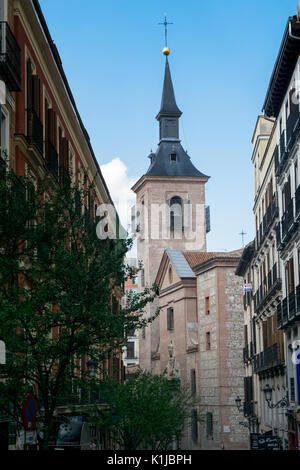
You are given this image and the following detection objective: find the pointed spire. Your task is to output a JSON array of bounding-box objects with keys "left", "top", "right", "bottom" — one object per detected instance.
[{"left": 156, "top": 57, "right": 182, "bottom": 120}]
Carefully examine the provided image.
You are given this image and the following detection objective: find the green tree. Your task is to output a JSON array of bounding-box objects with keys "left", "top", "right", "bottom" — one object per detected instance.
[
  {"left": 0, "top": 170, "right": 158, "bottom": 450},
  {"left": 93, "top": 370, "right": 198, "bottom": 450}
]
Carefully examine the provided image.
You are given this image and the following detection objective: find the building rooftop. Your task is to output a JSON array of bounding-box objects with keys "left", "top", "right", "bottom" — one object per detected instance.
[
  {"left": 183, "top": 249, "right": 243, "bottom": 270},
  {"left": 263, "top": 15, "right": 300, "bottom": 118}
]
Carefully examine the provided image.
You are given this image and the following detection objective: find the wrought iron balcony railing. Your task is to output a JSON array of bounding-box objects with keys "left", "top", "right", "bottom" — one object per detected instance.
[
  {"left": 0, "top": 21, "right": 21, "bottom": 91},
  {"left": 253, "top": 343, "right": 283, "bottom": 373},
  {"left": 253, "top": 263, "right": 280, "bottom": 313}
]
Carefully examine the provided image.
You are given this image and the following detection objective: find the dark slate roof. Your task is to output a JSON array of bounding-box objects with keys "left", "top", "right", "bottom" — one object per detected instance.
[
  {"left": 156, "top": 58, "right": 182, "bottom": 119},
  {"left": 146, "top": 141, "right": 208, "bottom": 178},
  {"left": 263, "top": 16, "right": 300, "bottom": 118}
]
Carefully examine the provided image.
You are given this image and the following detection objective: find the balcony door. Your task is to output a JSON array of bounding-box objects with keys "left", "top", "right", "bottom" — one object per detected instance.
[
  {"left": 286, "top": 258, "right": 295, "bottom": 298},
  {"left": 282, "top": 177, "right": 291, "bottom": 213}
]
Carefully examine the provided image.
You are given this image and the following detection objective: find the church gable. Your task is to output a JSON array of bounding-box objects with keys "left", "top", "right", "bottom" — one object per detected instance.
[
  {"left": 160, "top": 258, "right": 181, "bottom": 291},
  {"left": 158, "top": 249, "right": 196, "bottom": 291}
]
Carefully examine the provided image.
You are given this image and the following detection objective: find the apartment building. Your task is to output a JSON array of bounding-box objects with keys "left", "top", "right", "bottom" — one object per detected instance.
[{"left": 0, "top": 0, "right": 121, "bottom": 449}]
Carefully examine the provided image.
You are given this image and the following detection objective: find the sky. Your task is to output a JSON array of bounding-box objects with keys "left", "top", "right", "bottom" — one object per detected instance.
[{"left": 39, "top": 0, "right": 299, "bottom": 252}]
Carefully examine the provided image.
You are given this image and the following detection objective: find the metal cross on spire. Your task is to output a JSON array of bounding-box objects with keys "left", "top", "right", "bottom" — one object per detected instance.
[
  {"left": 239, "top": 229, "right": 247, "bottom": 248},
  {"left": 158, "top": 14, "right": 173, "bottom": 47}
]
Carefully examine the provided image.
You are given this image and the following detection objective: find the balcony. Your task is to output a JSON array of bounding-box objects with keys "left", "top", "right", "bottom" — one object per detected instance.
[
  {"left": 277, "top": 286, "right": 300, "bottom": 329},
  {"left": 0, "top": 22, "right": 21, "bottom": 91},
  {"left": 254, "top": 263, "right": 280, "bottom": 313},
  {"left": 255, "top": 195, "right": 278, "bottom": 251},
  {"left": 281, "top": 200, "right": 295, "bottom": 244},
  {"left": 253, "top": 343, "right": 284, "bottom": 374},
  {"left": 27, "top": 109, "right": 43, "bottom": 156},
  {"left": 45, "top": 140, "right": 58, "bottom": 178}
]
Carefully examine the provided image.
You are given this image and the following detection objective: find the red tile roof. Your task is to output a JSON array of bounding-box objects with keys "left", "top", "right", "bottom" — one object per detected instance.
[{"left": 183, "top": 249, "right": 242, "bottom": 269}]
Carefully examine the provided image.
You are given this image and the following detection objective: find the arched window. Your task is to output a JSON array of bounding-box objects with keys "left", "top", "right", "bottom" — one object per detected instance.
[{"left": 170, "top": 196, "right": 183, "bottom": 232}]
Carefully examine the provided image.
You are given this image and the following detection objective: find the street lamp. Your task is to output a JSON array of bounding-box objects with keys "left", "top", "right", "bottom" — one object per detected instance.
[
  {"left": 263, "top": 384, "right": 289, "bottom": 409},
  {"left": 235, "top": 395, "right": 259, "bottom": 433},
  {"left": 235, "top": 396, "right": 242, "bottom": 412},
  {"left": 86, "top": 359, "right": 97, "bottom": 378}
]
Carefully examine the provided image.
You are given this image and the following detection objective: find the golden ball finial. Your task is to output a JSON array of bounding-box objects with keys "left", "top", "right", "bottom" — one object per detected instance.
[{"left": 163, "top": 47, "right": 170, "bottom": 56}]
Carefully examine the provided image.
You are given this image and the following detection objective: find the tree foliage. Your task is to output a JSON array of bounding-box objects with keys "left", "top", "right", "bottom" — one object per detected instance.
[
  {"left": 93, "top": 370, "right": 198, "bottom": 450},
  {"left": 0, "top": 170, "right": 158, "bottom": 449}
]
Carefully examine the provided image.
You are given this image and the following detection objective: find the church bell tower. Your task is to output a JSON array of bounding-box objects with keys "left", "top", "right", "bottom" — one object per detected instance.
[{"left": 132, "top": 45, "right": 209, "bottom": 371}]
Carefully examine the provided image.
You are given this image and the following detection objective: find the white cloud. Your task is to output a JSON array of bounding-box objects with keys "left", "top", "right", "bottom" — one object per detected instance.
[{"left": 100, "top": 158, "right": 137, "bottom": 257}]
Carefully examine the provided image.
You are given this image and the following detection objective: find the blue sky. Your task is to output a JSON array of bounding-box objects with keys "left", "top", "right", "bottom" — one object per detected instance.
[{"left": 39, "top": 0, "right": 299, "bottom": 252}]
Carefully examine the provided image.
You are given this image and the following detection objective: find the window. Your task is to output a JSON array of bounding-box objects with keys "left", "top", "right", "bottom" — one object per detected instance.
[
  {"left": 205, "top": 297, "right": 210, "bottom": 315},
  {"left": 142, "top": 326, "right": 146, "bottom": 339},
  {"left": 141, "top": 268, "right": 145, "bottom": 287},
  {"left": 191, "top": 369, "right": 196, "bottom": 395},
  {"left": 170, "top": 153, "right": 177, "bottom": 163},
  {"left": 206, "top": 412, "right": 213, "bottom": 438},
  {"left": 282, "top": 177, "right": 291, "bottom": 212},
  {"left": 126, "top": 342, "right": 135, "bottom": 359},
  {"left": 170, "top": 196, "right": 183, "bottom": 232},
  {"left": 126, "top": 329, "right": 135, "bottom": 337},
  {"left": 191, "top": 409, "right": 198, "bottom": 441},
  {"left": 295, "top": 160, "right": 298, "bottom": 190},
  {"left": 169, "top": 266, "right": 173, "bottom": 283},
  {"left": 206, "top": 332, "right": 211, "bottom": 350},
  {"left": 167, "top": 307, "right": 174, "bottom": 331}
]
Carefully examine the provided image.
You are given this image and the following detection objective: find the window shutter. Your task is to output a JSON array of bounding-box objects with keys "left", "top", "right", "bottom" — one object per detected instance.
[
  {"left": 262, "top": 321, "right": 267, "bottom": 350},
  {"left": 32, "top": 75, "right": 41, "bottom": 117},
  {"left": 62, "top": 137, "right": 69, "bottom": 169},
  {"left": 26, "top": 59, "right": 32, "bottom": 109}
]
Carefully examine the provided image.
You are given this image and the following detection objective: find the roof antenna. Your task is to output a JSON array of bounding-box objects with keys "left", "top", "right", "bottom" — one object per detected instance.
[{"left": 297, "top": 1, "right": 300, "bottom": 21}]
